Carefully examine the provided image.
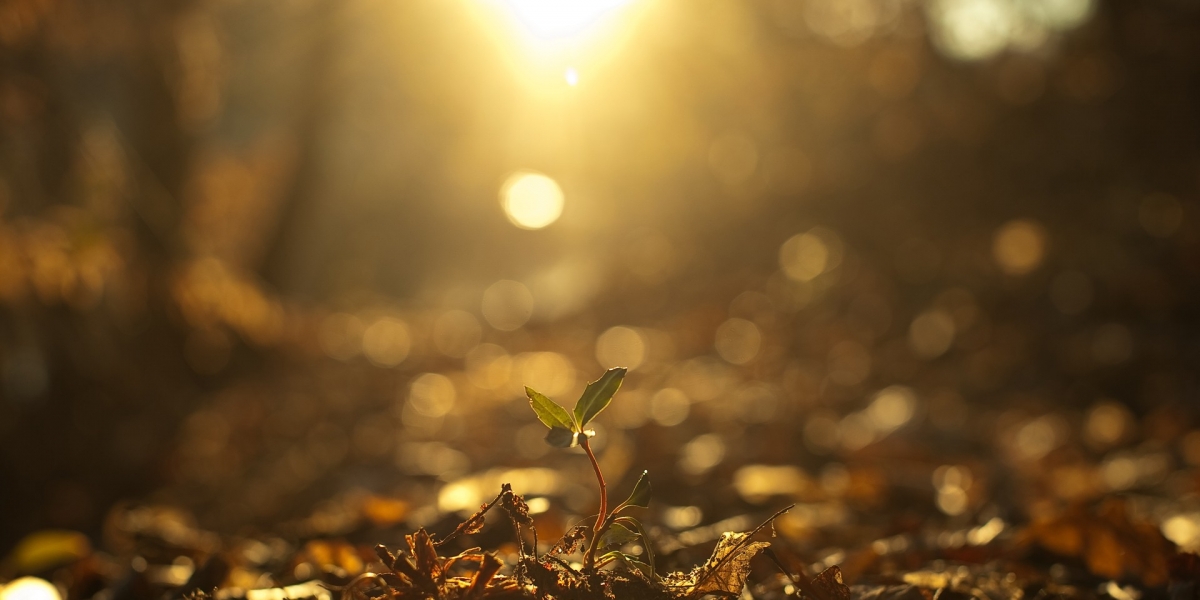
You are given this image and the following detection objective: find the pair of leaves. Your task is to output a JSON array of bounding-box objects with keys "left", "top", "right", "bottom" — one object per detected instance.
[{"left": 527, "top": 367, "right": 627, "bottom": 448}]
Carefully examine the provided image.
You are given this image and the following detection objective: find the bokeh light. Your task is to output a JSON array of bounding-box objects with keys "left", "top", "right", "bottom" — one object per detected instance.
[
  {"left": 868, "top": 386, "right": 918, "bottom": 433},
  {"left": 0, "top": 578, "right": 60, "bottom": 600},
  {"left": 650, "top": 388, "right": 690, "bottom": 427},
  {"left": 466, "top": 344, "right": 513, "bottom": 390},
  {"left": 908, "top": 309, "right": 956, "bottom": 359},
  {"left": 595, "top": 326, "right": 646, "bottom": 370},
  {"left": 515, "top": 352, "right": 575, "bottom": 397},
  {"left": 679, "top": 433, "right": 725, "bottom": 476},
  {"left": 499, "top": 171, "right": 564, "bottom": 230},
  {"left": 361, "top": 316, "right": 411, "bottom": 367},
  {"left": 481, "top": 280, "right": 535, "bottom": 330},
  {"left": 780, "top": 228, "right": 843, "bottom": 282},
  {"left": 714, "top": 318, "right": 762, "bottom": 365},
  {"left": 992, "top": 219, "right": 1047, "bottom": 276},
  {"left": 406, "top": 373, "right": 458, "bottom": 419}
]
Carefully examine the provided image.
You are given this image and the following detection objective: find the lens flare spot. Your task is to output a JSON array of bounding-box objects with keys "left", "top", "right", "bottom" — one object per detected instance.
[{"left": 500, "top": 171, "right": 564, "bottom": 230}]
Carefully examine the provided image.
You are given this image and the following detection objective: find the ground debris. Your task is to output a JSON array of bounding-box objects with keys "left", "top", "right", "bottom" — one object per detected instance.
[{"left": 1018, "top": 498, "right": 1173, "bottom": 586}]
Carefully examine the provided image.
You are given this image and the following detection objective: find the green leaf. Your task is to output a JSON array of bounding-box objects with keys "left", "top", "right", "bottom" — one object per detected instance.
[
  {"left": 614, "top": 516, "right": 656, "bottom": 580},
  {"left": 598, "top": 551, "right": 653, "bottom": 579},
  {"left": 573, "top": 367, "right": 627, "bottom": 428},
  {"left": 544, "top": 426, "right": 577, "bottom": 448},
  {"left": 599, "top": 522, "right": 639, "bottom": 548},
  {"left": 527, "top": 387, "right": 576, "bottom": 431},
  {"left": 619, "top": 470, "right": 651, "bottom": 510},
  {"left": 595, "top": 550, "right": 623, "bottom": 568}
]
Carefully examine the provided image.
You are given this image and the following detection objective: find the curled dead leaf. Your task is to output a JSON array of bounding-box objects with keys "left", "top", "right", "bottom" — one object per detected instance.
[{"left": 664, "top": 532, "right": 769, "bottom": 599}]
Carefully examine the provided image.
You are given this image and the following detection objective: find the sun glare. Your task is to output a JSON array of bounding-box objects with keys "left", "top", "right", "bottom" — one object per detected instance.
[
  {"left": 496, "top": 0, "right": 634, "bottom": 41},
  {"left": 501, "top": 171, "right": 564, "bottom": 230}
]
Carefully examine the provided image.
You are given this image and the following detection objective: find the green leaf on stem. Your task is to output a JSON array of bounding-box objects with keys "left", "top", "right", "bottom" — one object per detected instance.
[
  {"left": 599, "top": 522, "right": 640, "bottom": 548},
  {"left": 527, "top": 386, "right": 576, "bottom": 431},
  {"left": 620, "top": 470, "right": 651, "bottom": 510},
  {"left": 573, "top": 367, "right": 627, "bottom": 428}
]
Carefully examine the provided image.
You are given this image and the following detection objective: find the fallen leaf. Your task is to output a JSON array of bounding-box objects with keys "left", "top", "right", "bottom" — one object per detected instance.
[
  {"left": 664, "top": 532, "right": 769, "bottom": 599},
  {"left": 809, "top": 566, "right": 851, "bottom": 600}
]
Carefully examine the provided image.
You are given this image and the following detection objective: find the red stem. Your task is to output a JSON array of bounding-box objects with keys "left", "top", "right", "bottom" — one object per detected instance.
[{"left": 580, "top": 436, "right": 607, "bottom": 569}]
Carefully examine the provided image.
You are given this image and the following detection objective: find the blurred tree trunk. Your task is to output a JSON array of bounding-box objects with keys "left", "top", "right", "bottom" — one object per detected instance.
[
  {"left": 0, "top": 0, "right": 201, "bottom": 549},
  {"left": 256, "top": 0, "right": 345, "bottom": 299}
]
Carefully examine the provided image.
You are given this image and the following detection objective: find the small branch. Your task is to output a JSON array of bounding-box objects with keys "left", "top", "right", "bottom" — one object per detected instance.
[{"left": 436, "top": 488, "right": 507, "bottom": 547}]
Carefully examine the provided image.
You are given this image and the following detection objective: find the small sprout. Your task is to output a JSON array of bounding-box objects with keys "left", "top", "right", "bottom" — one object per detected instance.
[{"left": 525, "top": 367, "right": 652, "bottom": 573}]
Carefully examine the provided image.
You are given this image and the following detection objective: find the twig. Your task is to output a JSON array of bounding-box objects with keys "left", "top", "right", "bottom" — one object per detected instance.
[
  {"left": 436, "top": 488, "right": 507, "bottom": 547},
  {"left": 763, "top": 547, "right": 833, "bottom": 600}
]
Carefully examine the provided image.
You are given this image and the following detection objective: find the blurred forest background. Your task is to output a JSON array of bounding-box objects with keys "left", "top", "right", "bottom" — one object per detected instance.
[{"left": 2, "top": 0, "right": 1200, "bottom": 572}]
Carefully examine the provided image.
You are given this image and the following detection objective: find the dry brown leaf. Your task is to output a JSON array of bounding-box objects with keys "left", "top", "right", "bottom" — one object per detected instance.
[
  {"left": 407, "top": 529, "right": 442, "bottom": 582},
  {"left": 809, "top": 566, "right": 851, "bottom": 600},
  {"left": 665, "top": 532, "right": 769, "bottom": 599},
  {"left": 466, "top": 553, "right": 503, "bottom": 598},
  {"left": 549, "top": 526, "right": 588, "bottom": 556}
]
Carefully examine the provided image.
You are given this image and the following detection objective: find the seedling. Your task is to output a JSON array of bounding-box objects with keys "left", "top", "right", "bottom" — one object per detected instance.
[{"left": 525, "top": 367, "right": 655, "bottom": 576}]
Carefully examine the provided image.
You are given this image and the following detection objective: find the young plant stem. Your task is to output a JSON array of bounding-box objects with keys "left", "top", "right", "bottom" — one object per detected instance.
[{"left": 579, "top": 436, "right": 608, "bottom": 569}]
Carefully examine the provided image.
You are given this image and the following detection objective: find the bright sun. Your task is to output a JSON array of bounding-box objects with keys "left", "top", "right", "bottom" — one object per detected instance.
[{"left": 494, "top": 0, "right": 635, "bottom": 42}]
